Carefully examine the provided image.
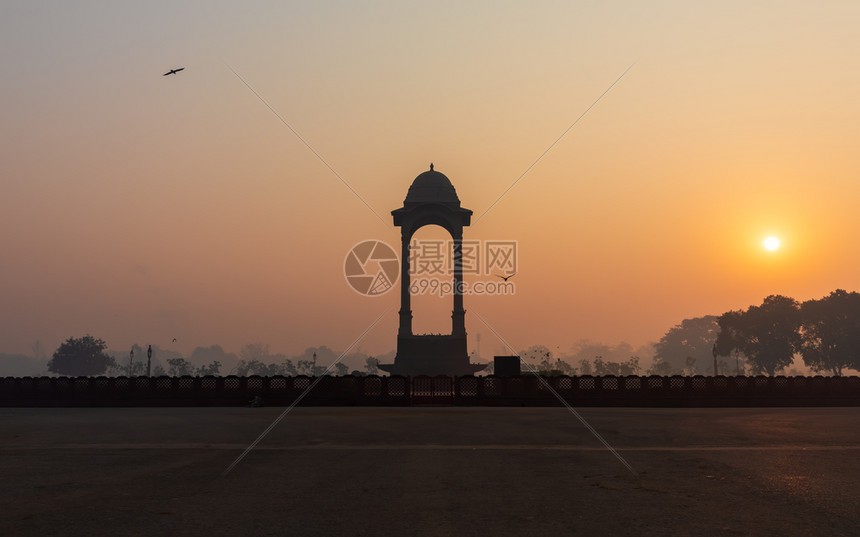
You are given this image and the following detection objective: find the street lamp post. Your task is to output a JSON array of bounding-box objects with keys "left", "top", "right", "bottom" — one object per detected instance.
[
  {"left": 313, "top": 352, "right": 317, "bottom": 377},
  {"left": 129, "top": 347, "right": 134, "bottom": 376},
  {"left": 712, "top": 343, "right": 718, "bottom": 377},
  {"left": 147, "top": 345, "right": 152, "bottom": 377}
]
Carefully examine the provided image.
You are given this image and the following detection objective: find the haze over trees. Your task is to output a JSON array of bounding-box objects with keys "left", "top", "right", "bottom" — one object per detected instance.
[
  {"left": 797, "top": 290, "right": 860, "bottom": 376},
  {"left": 9, "top": 290, "right": 860, "bottom": 378},
  {"left": 652, "top": 316, "right": 721, "bottom": 375},
  {"left": 0, "top": 352, "right": 47, "bottom": 377},
  {"left": 47, "top": 335, "right": 115, "bottom": 376},
  {"left": 715, "top": 295, "right": 801, "bottom": 376},
  {"left": 716, "top": 290, "right": 860, "bottom": 376}
]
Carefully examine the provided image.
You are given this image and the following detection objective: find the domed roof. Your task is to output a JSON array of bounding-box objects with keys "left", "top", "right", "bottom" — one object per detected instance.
[{"left": 403, "top": 164, "right": 461, "bottom": 206}]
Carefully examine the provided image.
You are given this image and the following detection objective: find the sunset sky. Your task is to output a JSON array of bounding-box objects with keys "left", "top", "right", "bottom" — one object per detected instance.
[{"left": 2, "top": 1, "right": 859, "bottom": 361}]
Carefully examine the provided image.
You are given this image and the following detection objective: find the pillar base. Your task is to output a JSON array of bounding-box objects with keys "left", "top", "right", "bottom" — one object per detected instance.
[{"left": 379, "top": 334, "right": 486, "bottom": 376}]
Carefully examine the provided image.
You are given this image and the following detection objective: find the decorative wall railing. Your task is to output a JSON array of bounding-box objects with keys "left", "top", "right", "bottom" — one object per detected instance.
[{"left": 1, "top": 374, "right": 858, "bottom": 407}]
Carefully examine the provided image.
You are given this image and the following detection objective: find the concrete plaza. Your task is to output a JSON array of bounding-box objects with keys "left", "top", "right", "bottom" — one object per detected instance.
[{"left": 2, "top": 407, "right": 858, "bottom": 536}]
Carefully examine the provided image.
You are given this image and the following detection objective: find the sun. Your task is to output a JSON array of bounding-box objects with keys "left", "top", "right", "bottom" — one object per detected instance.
[{"left": 763, "top": 236, "right": 780, "bottom": 251}]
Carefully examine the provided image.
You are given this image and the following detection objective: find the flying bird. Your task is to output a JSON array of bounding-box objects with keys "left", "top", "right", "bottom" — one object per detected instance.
[
  {"left": 163, "top": 67, "right": 185, "bottom": 76},
  {"left": 172, "top": 338, "right": 177, "bottom": 343},
  {"left": 496, "top": 272, "right": 517, "bottom": 281}
]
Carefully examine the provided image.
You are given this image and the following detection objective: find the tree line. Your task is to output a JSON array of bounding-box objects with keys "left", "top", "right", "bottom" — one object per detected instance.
[
  {"left": 43, "top": 338, "right": 385, "bottom": 378},
  {"left": 514, "top": 290, "right": 859, "bottom": 377},
  {"left": 36, "top": 289, "right": 860, "bottom": 378},
  {"left": 715, "top": 290, "right": 860, "bottom": 376}
]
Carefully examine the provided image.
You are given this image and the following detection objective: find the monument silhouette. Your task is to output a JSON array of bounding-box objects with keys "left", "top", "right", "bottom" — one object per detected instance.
[{"left": 379, "top": 165, "right": 486, "bottom": 376}]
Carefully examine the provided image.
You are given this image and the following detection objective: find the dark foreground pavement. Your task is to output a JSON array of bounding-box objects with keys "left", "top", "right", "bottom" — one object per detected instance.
[{"left": 2, "top": 407, "right": 858, "bottom": 536}]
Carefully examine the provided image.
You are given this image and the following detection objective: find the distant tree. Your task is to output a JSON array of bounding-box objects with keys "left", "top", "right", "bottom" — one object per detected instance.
[
  {"left": 520, "top": 345, "right": 553, "bottom": 372},
  {"left": 647, "top": 359, "right": 677, "bottom": 376},
  {"left": 799, "top": 289, "right": 860, "bottom": 376},
  {"left": 235, "top": 359, "right": 264, "bottom": 376},
  {"left": 281, "top": 360, "right": 297, "bottom": 376},
  {"left": 623, "top": 356, "right": 642, "bottom": 375},
  {"left": 190, "top": 345, "right": 238, "bottom": 373},
  {"left": 569, "top": 341, "right": 638, "bottom": 366},
  {"left": 240, "top": 343, "right": 270, "bottom": 363},
  {"left": 715, "top": 295, "right": 801, "bottom": 376},
  {"left": 591, "top": 356, "right": 640, "bottom": 376},
  {"left": 334, "top": 363, "right": 349, "bottom": 376},
  {"left": 195, "top": 361, "right": 222, "bottom": 376},
  {"left": 364, "top": 357, "right": 380, "bottom": 375},
  {"left": 714, "top": 312, "right": 742, "bottom": 362},
  {"left": 166, "top": 358, "right": 194, "bottom": 376},
  {"left": 589, "top": 357, "right": 612, "bottom": 375},
  {"left": 235, "top": 359, "right": 288, "bottom": 376},
  {"left": 119, "top": 344, "right": 177, "bottom": 376},
  {"left": 127, "top": 360, "right": 148, "bottom": 376},
  {"left": 297, "top": 360, "right": 312, "bottom": 375},
  {"left": 552, "top": 358, "right": 577, "bottom": 376},
  {"left": 684, "top": 356, "right": 697, "bottom": 376},
  {"left": 296, "top": 360, "right": 325, "bottom": 376},
  {"left": 578, "top": 359, "right": 593, "bottom": 375},
  {"left": 48, "top": 335, "right": 116, "bottom": 376},
  {"left": 654, "top": 316, "right": 720, "bottom": 375}
]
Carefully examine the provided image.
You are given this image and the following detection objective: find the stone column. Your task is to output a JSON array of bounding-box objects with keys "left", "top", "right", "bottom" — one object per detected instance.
[
  {"left": 398, "top": 232, "right": 413, "bottom": 336},
  {"left": 451, "top": 230, "right": 466, "bottom": 336}
]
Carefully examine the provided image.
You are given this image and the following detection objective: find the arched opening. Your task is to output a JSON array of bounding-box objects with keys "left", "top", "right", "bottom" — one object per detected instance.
[{"left": 409, "top": 224, "right": 455, "bottom": 335}]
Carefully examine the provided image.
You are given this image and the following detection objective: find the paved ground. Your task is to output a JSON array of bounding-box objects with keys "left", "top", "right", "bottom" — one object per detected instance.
[{"left": 2, "top": 407, "right": 858, "bottom": 536}]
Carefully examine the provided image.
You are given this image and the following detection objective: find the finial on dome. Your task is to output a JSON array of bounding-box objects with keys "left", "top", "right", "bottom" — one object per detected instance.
[{"left": 430, "top": 162, "right": 434, "bottom": 171}]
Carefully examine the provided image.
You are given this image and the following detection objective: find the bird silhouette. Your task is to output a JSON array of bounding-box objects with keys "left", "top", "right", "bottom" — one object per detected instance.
[
  {"left": 163, "top": 67, "right": 185, "bottom": 76},
  {"left": 496, "top": 272, "right": 517, "bottom": 281},
  {"left": 172, "top": 338, "right": 177, "bottom": 342}
]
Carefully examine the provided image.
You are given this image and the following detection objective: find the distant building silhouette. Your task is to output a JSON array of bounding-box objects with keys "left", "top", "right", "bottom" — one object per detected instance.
[{"left": 379, "top": 165, "right": 486, "bottom": 376}]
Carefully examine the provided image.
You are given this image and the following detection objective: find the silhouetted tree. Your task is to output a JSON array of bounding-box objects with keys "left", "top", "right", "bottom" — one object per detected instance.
[
  {"left": 578, "top": 359, "right": 593, "bottom": 375},
  {"left": 235, "top": 359, "right": 293, "bottom": 376},
  {"left": 296, "top": 360, "right": 326, "bottom": 376},
  {"left": 654, "top": 316, "right": 720, "bottom": 375},
  {"left": 624, "top": 356, "right": 642, "bottom": 375},
  {"left": 592, "top": 356, "right": 641, "bottom": 376},
  {"left": 520, "top": 345, "right": 552, "bottom": 372},
  {"left": 552, "top": 358, "right": 577, "bottom": 376},
  {"left": 334, "top": 363, "right": 349, "bottom": 376},
  {"left": 240, "top": 343, "right": 270, "bottom": 363},
  {"left": 166, "top": 357, "right": 194, "bottom": 376},
  {"left": 647, "top": 359, "right": 676, "bottom": 376},
  {"left": 48, "top": 335, "right": 116, "bottom": 376},
  {"left": 715, "top": 295, "right": 801, "bottom": 376},
  {"left": 281, "top": 360, "right": 297, "bottom": 376},
  {"left": 190, "top": 345, "right": 238, "bottom": 373},
  {"left": 799, "top": 289, "right": 860, "bottom": 376},
  {"left": 297, "top": 360, "right": 312, "bottom": 375},
  {"left": 195, "top": 361, "right": 222, "bottom": 376},
  {"left": 517, "top": 345, "right": 577, "bottom": 375},
  {"left": 364, "top": 357, "right": 380, "bottom": 375},
  {"left": 124, "top": 360, "right": 148, "bottom": 376},
  {"left": 236, "top": 359, "right": 265, "bottom": 376}
]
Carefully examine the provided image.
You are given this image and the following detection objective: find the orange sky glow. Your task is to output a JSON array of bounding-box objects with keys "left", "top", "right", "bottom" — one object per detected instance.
[{"left": 2, "top": 1, "right": 859, "bottom": 363}]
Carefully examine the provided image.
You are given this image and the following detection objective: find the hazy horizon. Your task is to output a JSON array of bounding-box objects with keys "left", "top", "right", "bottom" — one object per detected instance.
[{"left": 3, "top": 2, "right": 860, "bottom": 362}]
